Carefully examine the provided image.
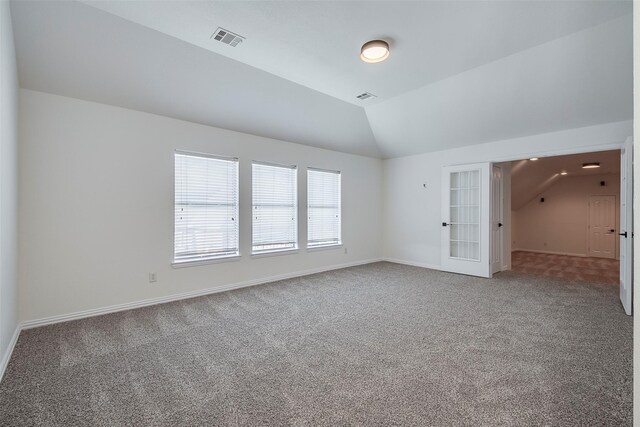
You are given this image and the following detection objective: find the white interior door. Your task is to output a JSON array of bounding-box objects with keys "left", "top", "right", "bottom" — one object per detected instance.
[
  {"left": 588, "top": 195, "right": 616, "bottom": 259},
  {"left": 619, "top": 137, "right": 633, "bottom": 315},
  {"left": 441, "top": 163, "right": 491, "bottom": 278},
  {"left": 491, "top": 165, "right": 503, "bottom": 274}
]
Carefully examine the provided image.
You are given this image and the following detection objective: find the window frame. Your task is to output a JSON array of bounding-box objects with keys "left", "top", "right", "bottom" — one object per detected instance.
[
  {"left": 172, "top": 150, "right": 240, "bottom": 267},
  {"left": 306, "top": 167, "right": 342, "bottom": 249}
]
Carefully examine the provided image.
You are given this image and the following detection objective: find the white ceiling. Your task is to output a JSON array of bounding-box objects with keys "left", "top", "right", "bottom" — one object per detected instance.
[
  {"left": 11, "top": 0, "right": 379, "bottom": 157},
  {"left": 367, "top": 14, "right": 633, "bottom": 157},
  {"left": 511, "top": 150, "right": 621, "bottom": 210},
  {"left": 10, "top": 1, "right": 633, "bottom": 159},
  {"left": 82, "top": 0, "right": 631, "bottom": 107}
]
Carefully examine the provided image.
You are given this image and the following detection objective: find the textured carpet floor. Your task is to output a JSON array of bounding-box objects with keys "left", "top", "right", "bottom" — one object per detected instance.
[
  {"left": 512, "top": 251, "right": 620, "bottom": 285},
  {"left": 0, "top": 262, "right": 632, "bottom": 426}
]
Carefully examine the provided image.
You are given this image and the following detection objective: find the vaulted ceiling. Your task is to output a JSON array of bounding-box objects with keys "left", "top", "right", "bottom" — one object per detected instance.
[{"left": 10, "top": 1, "right": 633, "bottom": 159}]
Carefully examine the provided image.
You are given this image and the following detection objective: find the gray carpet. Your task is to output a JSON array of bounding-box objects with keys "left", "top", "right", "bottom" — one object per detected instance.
[{"left": 0, "top": 262, "right": 632, "bottom": 426}]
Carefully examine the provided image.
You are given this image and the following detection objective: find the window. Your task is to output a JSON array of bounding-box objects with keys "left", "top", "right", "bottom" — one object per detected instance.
[
  {"left": 174, "top": 151, "right": 239, "bottom": 263},
  {"left": 252, "top": 162, "right": 298, "bottom": 253},
  {"left": 307, "top": 168, "right": 341, "bottom": 248}
]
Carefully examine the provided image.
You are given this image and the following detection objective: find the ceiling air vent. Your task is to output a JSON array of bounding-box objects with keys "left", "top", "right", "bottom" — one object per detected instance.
[
  {"left": 211, "top": 27, "right": 245, "bottom": 47},
  {"left": 356, "top": 92, "right": 377, "bottom": 101}
]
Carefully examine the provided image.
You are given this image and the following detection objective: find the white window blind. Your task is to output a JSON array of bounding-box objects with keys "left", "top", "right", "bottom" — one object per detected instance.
[
  {"left": 252, "top": 162, "right": 298, "bottom": 253},
  {"left": 307, "top": 168, "right": 341, "bottom": 247},
  {"left": 174, "top": 151, "right": 239, "bottom": 263}
]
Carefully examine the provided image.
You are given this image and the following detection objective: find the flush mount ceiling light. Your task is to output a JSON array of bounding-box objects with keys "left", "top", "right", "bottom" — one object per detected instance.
[
  {"left": 529, "top": 157, "right": 539, "bottom": 161},
  {"left": 560, "top": 171, "right": 568, "bottom": 175},
  {"left": 360, "top": 40, "right": 389, "bottom": 63},
  {"left": 582, "top": 162, "right": 601, "bottom": 169}
]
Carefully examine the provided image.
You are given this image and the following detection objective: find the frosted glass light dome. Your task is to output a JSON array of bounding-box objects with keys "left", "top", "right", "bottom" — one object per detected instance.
[{"left": 360, "top": 40, "right": 389, "bottom": 63}]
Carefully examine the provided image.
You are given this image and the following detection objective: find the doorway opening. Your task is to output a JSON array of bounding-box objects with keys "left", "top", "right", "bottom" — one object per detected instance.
[
  {"left": 509, "top": 150, "right": 621, "bottom": 285},
  {"left": 440, "top": 138, "right": 631, "bottom": 314}
]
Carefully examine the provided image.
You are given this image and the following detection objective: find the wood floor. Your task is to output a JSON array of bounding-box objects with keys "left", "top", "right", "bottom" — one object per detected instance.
[{"left": 511, "top": 251, "right": 619, "bottom": 285}]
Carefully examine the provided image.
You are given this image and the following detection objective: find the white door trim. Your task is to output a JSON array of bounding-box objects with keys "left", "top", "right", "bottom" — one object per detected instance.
[
  {"left": 619, "top": 136, "right": 633, "bottom": 315},
  {"left": 491, "top": 165, "right": 504, "bottom": 274}
]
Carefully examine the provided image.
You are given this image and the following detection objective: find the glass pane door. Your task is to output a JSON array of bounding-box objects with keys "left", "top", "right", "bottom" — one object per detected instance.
[{"left": 449, "top": 169, "right": 480, "bottom": 261}]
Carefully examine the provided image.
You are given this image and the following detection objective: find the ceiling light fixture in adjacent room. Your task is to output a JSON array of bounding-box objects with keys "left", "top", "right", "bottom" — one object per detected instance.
[
  {"left": 360, "top": 40, "right": 390, "bottom": 63},
  {"left": 529, "top": 157, "right": 539, "bottom": 161},
  {"left": 582, "top": 162, "right": 601, "bottom": 169},
  {"left": 560, "top": 171, "right": 568, "bottom": 175}
]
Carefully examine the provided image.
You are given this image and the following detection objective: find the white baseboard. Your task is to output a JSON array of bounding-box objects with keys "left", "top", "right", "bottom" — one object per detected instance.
[
  {"left": 382, "top": 257, "right": 442, "bottom": 271},
  {"left": 20, "top": 258, "right": 383, "bottom": 330},
  {"left": 0, "top": 325, "right": 21, "bottom": 382},
  {"left": 1, "top": 258, "right": 381, "bottom": 382},
  {"left": 512, "top": 248, "right": 587, "bottom": 257}
]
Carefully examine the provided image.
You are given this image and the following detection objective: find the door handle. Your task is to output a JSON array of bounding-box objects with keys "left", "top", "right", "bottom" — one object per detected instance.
[
  {"left": 610, "top": 229, "right": 615, "bottom": 233},
  {"left": 620, "top": 231, "right": 628, "bottom": 238},
  {"left": 498, "top": 223, "right": 503, "bottom": 227},
  {"left": 442, "top": 222, "right": 449, "bottom": 227}
]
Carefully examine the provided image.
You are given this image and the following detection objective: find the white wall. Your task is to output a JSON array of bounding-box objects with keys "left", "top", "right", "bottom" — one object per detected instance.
[
  {"left": 18, "top": 89, "right": 383, "bottom": 322},
  {"left": 383, "top": 120, "right": 632, "bottom": 269},
  {"left": 0, "top": 1, "right": 19, "bottom": 370},
  {"left": 512, "top": 173, "right": 621, "bottom": 258}
]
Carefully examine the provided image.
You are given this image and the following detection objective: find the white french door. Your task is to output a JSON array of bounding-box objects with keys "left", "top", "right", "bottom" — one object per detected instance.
[
  {"left": 441, "top": 163, "right": 491, "bottom": 278},
  {"left": 619, "top": 137, "right": 633, "bottom": 315}
]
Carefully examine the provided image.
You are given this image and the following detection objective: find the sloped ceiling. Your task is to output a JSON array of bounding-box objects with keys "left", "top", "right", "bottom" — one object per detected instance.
[
  {"left": 367, "top": 15, "right": 632, "bottom": 158},
  {"left": 10, "top": 1, "right": 379, "bottom": 157},
  {"left": 511, "top": 150, "right": 621, "bottom": 210},
  {"left": 10, "top": 1, "right": 633, "bottom": 159}
]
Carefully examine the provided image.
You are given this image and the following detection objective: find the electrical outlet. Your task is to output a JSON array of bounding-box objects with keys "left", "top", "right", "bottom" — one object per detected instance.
[{"left": 149, "top": 272, "right": 157, "bottom": 283}]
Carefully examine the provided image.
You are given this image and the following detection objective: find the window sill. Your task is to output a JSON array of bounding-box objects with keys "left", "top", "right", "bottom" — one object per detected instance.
[
  {"left": 172, "top": 254, "right": 241, "bottom": 268},
  {"left": 251, "top": 248, "right": 299, "bottom": 258},
  {"left": 307, "top": 244, "right": 343, "bottom": 252}
]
